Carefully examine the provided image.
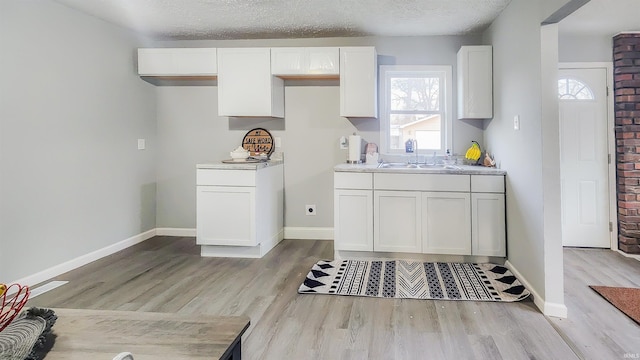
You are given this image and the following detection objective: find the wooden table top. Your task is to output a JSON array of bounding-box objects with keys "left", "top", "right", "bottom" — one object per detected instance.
[{"left": 45, "top": 308, "right": 250, "bottom": 360}]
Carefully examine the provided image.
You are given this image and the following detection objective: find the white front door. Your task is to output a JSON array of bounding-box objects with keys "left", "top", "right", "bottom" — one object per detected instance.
[{"left": 558, "top": 67, "right": 610, "bottom": 248}]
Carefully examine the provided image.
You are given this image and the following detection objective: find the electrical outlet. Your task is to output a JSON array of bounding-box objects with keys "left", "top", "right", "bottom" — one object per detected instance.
[
  {"left": 339, "top": 136, "right": 348, "bottom": 149},
  {"left": 137, "top": 139, "right": 146, "bottom": 150},
  {"left": 305, "top": 204, "right": 316, "bottom": 216}
]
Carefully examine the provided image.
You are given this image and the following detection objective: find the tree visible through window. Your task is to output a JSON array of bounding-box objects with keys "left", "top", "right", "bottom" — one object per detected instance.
[{"left": 380, "top": 66, "right": 451, "bottom": 154}]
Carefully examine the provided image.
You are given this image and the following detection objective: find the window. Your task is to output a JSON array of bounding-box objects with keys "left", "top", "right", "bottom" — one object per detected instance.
[
  {"left": 558, "top": 77, "right": 595, "bottom": 100},
  {"left": 380, "top": 65, "right": 452, "bottom": 155}
]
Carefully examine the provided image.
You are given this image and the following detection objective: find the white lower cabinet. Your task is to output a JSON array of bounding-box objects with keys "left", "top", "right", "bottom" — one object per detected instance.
[
  {"left": 334, "top": 172, "right": 373, "bottom": 252},
  {"left": 374, "top": 191, "right": 422, "bottom": 253},
  {"left": 334, "top": 170, "right": 506, "bottom": 258},
  {"left": 334, "top": 189, "right": 373, "bottom": 251},
  {"left": 196, "top": 164, "right": 284, "bottom": 258},
  {"left": 472, "top": 193, "right": 506, "bottom": 256},
  {"left": 197, "top": 186, "right": 255, "bottom": 246},
  {"left": 422, "top": 192, "right": 471, "bottom": 255}
]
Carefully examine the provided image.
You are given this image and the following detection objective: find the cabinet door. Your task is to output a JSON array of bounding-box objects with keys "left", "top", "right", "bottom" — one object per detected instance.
[
  {"left": 307, "top": 47, "right": 339, "bottom": 75},
  {"left": 271, "top": 48, "right": 305, "bottom": 75},
  {"left": 138, "top": 49, "right": 176, "bottom": 75},
  {"left": 138, "top": 48, "right": 217, "bottom": 76},
  {"left": 472, "top": 193, "right": 506, "bottom": 256},
  {"left": 457, "top": 45, "right": 493, "bottom": 119},
  {"left": 340, "top": 47, "right": 378, "bottom": 118},
  {"left": 196, "top": 186, "right": 256, "bottom": 246},
  {"left": 374, "top": 191, "right": 421, "bottom": 253},
  {"left": 174, "top": 48, "right": 217, "bottom": 75},
  {"left": 218, "top": 48, "right": 284, "bottom": 117},
  {"left": 334, "top": 190, "right": 373, "bottom": 251},
  {"left": 422, "top": 192, "right": 471, "bottom": 255}
]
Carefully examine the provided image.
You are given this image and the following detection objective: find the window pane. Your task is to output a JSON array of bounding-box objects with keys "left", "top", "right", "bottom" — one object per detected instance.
[
  {"left": 558, "top": 78, "right": 594, "bottom": 100},
  {"left": 390, "top": 77, "right": 440, "bottom": 111},
  {"left": 389, "top": 114, "right": 441, "bottom": 150}
]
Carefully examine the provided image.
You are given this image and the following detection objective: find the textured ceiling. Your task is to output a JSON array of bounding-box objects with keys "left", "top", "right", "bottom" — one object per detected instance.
[
  {"left": 559, "top": 0, "right": 640, "bottom": 36},
  {"left": 52, "top": 0, "right": 512, "bottom": 39}
]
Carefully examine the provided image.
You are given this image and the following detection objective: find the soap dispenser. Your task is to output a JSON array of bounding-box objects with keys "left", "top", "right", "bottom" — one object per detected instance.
[{"left": 405, "top": 139, "right": 414, "bottom": 153}]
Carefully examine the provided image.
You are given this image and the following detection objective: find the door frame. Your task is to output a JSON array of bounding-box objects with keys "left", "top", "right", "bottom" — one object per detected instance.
[{"left": 558, "top": 62, "right": 617, "bottom": 250}]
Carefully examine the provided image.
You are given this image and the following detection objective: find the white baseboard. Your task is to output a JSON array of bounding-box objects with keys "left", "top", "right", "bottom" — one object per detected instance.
[
  {"left": 156, "top": 227, "right": 196, "bottom": 237},
  {"left": 284, "top": 227, "right": 334, "bottom": 240},
  {"left": 10, "top": 229, "right": 157, "bottom": 286},
  {"left": 616, "top": 249, "right": 640, "bottom": 261},
  {"left": 504, "top": 260, "right": 568, "bottom": 319}
]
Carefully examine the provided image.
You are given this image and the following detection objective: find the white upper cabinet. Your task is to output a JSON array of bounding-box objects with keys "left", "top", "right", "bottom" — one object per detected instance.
[
  {"left": 457, "top": 45, "right": 492, "bottom": 119},
  {"left": 271, "top": 47, "right": 339, "bottom": 76},
  {"left": 137, "top": 48, "right": 217, "bottom": 76},
  {"left": 217, "top": 48, "right": 284, "bottom": 118},
  {"left": 339, "top": 47, "right": 378, "bottom": 118}
]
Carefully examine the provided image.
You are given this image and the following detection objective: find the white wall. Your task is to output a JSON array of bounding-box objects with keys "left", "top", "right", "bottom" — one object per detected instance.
[
  {"left": 152, "top": 36, "right": 485, "bottom": 230},
  {"left": 482, "top": 0, "right": 566, "bottom": 316},
  {"left": 559, "top": 33, "right": 612, "bottom": 62},
  {"left": 0, "top": 0, "right": 157, "bottom": 282}
]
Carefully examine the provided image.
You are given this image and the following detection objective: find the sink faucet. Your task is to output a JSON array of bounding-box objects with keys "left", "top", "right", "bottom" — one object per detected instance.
[{"left": 412, "top": 139, "right": 418, "bottom": 164}]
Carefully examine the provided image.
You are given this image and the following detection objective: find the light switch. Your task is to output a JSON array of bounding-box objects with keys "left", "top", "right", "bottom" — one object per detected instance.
[
  {"left": 513, "top": 115, "right": 520, "bottom": 131},
  {"left": 274, "top": 137, "right": 282, "bottom": 148},
  {"left": 137, "top": 139, "right": 146, "bottom": 150}
]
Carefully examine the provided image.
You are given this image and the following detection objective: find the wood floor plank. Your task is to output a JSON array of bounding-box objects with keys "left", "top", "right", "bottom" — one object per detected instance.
[
  {"left": 26, "top": 238, "right": 640, "bottom": 359},
  {"left": 549, "top": 248, "right": 640, "bottom": 360}
]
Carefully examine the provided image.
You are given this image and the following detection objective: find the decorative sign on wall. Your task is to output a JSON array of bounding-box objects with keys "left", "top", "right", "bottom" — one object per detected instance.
[{"left": 242, "top": 128, "right": 274, "bottom": 156}]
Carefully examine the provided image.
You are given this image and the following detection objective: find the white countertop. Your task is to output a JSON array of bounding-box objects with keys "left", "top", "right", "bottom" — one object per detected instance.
[
  {"left": 334, "top": 162, "right": 506, "bottom": 175},
  {"left": 197, "top": 159, "right": 283, "bottom": 170}
]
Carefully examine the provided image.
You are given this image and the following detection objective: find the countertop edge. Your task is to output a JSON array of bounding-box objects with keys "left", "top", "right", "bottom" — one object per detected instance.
[
  {"left": 334, "top": 163, "right": 507, "bottom": 175},
  {"left": 197, "top": 160, "right": 284, "bottom": 170}
]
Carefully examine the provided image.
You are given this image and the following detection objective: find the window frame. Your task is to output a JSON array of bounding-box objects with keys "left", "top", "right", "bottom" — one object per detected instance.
[
  {"left": 379, "top": 65, "right": 453, "bottom": 156},
  {"left": 557, "top": 77, "right": 596, "bottom": 101}
]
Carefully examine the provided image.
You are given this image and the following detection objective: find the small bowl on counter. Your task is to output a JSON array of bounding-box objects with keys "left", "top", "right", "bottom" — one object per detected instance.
[{"left": 230, "top": 146, "right": 250, "bottom": 161}]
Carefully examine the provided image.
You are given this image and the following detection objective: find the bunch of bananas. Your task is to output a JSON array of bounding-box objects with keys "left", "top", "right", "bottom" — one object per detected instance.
[
  {"left": 465, "top": 141, "right": 482, "bottom": 162},
  {"left": 0, "top": 283, "right": 6, "bottom": 297}
]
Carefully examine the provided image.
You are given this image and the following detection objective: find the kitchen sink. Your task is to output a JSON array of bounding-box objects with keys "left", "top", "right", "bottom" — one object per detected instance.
[
  {"left": 378, "top": 162, "right": 420, "bottom": 169},
  {"left": 377, "top": 162, "right": 462, "bottom": 170}
]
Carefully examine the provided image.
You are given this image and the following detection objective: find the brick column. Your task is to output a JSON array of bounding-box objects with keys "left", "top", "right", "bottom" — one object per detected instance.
[{"left": 614, "top": 33, "right": 640, "bottom": 254}]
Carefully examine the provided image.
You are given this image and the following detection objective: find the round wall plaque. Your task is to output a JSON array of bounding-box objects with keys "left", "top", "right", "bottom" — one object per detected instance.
[{"left": 241, "top": 128, "right": 274, "bottom": 156}]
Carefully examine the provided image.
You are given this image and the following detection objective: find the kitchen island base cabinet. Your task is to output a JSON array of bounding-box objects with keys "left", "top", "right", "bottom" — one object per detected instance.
[
  {"left": 196, "top": 163, "right": 284, "bottom": 258},
  {"left": 197, "top": 186, "right": 255, "bottom": 246}
]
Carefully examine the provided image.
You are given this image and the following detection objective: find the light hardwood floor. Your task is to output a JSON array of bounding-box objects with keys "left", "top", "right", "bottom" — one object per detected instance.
[{"left": 28, "top": 237, "right": 640, "bottom": 360}]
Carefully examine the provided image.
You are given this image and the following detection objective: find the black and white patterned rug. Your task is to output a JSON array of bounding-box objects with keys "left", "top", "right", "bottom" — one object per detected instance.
[{"left": 299, "top": 260, "right": 530, "bottom": 302}]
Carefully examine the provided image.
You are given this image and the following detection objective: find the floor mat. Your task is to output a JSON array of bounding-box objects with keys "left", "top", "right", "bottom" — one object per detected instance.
[
  {"left": 590, "top": 285, "right": 640, "bottom": 325},
  {"left": 299, "top": 259, "right": 530, "bottom": 302}
]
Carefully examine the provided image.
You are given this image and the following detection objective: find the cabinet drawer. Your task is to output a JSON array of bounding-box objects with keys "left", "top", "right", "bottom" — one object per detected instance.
[
  {"left": 197, "top": 169, "right": 256, "bottom": 186},
  {"left": 471, "top": 175, "right": 504, "bottom": 193},
  {"left": 374, "top": 173, "right": 470, "bottom": 192},
  {"left": 334, "top": 172, "right": 373, "bottom": 189}
]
